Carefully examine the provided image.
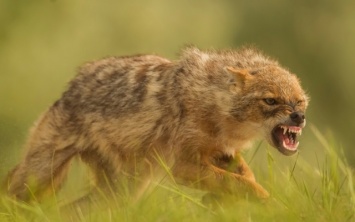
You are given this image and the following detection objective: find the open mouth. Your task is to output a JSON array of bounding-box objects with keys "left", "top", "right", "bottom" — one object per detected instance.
[{"left": 271, "top": 125, "right": 302, "bottom": 155}]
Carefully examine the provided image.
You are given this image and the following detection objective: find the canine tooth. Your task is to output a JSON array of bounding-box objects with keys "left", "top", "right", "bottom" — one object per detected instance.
[{"left": 282, "top": 126, "right": 287, "bottom": 135}]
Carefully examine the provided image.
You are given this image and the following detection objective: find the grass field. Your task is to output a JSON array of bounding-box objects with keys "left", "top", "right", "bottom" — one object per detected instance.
[{"left": 1, "top": 125, "right": 354, "bottom": 222}]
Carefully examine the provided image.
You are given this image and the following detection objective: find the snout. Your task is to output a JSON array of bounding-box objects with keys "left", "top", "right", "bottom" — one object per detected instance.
[
  {"left": 269, "top": 111, "right": 306, "bottom": 156},
  {"left": 290, "top": 111, "right": 305, "bottom": 126}
]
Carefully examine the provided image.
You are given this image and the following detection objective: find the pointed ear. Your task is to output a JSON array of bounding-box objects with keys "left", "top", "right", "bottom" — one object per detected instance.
[{"left": 225, "top": 67, "right": 253, "bottom": 86}]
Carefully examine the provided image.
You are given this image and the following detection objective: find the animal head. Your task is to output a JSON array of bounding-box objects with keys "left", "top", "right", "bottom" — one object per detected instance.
[
  {"left": 227, "top": 64, "right": 309, "bottom": 155},
  {"left": 180, "top": 46, "right": 309, "bottom": 155}
]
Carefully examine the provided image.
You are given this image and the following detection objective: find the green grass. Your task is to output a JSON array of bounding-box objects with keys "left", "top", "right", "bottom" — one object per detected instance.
[{"left": 1, "top": 125, "right": 354, "bottom": 222}]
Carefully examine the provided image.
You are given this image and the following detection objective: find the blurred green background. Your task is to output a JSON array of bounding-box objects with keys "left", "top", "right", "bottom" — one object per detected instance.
[{"left": 1, "top": 0, "right": 355, "bottom": 178}]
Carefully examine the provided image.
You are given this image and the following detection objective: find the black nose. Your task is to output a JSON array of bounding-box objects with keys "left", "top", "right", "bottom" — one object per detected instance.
[{"left": 290, "top": 111, "right": 305, "bottom": 124}]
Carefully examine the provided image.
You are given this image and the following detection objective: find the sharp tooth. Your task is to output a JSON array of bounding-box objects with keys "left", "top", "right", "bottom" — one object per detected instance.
[
  {"left": 282, "top": 140, "right": 298, "bottom": 150},
  {"left": 283, "top": 126, "right": 287, "bottom": 135},
  {"left": 299, "top": 130, "right": 302, "bottom": 135}
]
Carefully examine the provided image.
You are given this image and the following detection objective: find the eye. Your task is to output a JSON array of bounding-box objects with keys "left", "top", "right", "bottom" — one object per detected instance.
[
  {"left": 264, "top": 98, "right": 277, "bottom": 105},
  {"left": 296, "top": 100, "right": 303, "bottom": 106}
]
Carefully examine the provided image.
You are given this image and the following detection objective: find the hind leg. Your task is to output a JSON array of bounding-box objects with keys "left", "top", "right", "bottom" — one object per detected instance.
[
  {"left": 5, "top": 145, "right": 77, "bottom": 201},
  {"left": 80, "top": 149, "right": 121, "bottom": 192},
  {"left": 5, "top": 108, "right": 78, "bottom": 201},
  {"left": 60, "top": 149, "right": 121, "bottom": 215},
  {"left": 78, "top": 150, "right": 155, "bottom": 204}
]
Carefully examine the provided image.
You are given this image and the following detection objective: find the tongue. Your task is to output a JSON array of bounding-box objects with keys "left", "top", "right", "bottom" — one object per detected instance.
[
  {"left": 284, "top": 136, "right": 290, "bottom": 145},
  {"left": 281, "top": 133, "right": 298, "bottom": 150}
]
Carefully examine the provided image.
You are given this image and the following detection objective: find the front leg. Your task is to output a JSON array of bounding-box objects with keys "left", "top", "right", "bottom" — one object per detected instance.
[
  {"left": 209, "top": 164, "right": 269, "bottom": 199},
  {"left": 215, "top": 152, "right": 256, "bottom": 182},
  {"left": 172, "top": 158, "right": 269, "bottom": 200}
]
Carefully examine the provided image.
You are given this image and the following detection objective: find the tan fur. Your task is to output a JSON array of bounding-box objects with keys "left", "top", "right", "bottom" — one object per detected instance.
[{"left": 3, "top": 46, "right": 309, "bottom": 202}]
